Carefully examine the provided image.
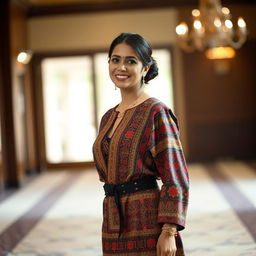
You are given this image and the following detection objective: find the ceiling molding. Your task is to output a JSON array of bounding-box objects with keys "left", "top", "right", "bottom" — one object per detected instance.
[
  {"left": 27, "top": 0, "right": 256, "bottom": 17},
  {"left": 28, "top": 0, "right": 197, "bottom": 17}
]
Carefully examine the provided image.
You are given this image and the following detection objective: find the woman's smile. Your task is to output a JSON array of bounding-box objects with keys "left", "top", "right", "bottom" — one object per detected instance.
[{"left": 115, "top": 74, "right": 130, "bottom": 81}]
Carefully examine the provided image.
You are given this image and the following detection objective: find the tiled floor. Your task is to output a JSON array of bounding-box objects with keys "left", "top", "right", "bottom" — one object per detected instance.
[{"left": 0, "top": 161, "right": 256, "bottom": 256}]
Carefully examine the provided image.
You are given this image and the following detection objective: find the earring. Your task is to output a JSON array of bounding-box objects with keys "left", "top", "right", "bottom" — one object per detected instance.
[{"left": 142, "top": 76, "right": 145, "bottom": 84}]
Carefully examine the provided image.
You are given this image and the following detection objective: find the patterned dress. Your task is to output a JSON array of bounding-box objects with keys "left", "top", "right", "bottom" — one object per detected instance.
[{"left": 93, "top": 97, "right": 189, "bottom": 256}]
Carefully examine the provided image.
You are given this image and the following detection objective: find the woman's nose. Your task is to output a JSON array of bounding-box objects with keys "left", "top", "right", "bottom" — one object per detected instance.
[{"left": 118, "top": 62, "right": 127, "bottom": 71}]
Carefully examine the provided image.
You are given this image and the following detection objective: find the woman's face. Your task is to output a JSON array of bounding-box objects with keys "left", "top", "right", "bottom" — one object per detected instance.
[{"left": 109, "top": 43, "right": 149, "bottom": 90}]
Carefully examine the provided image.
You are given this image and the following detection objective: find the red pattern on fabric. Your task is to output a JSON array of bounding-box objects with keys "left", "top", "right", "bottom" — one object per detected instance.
[
  {"left": 168, "top": 186, "right": 179, "bottom": 197},
  {"left": 125, "top": 130, "right": 134, "bottom": 138},
  {"left": 127, "top": 241, "right": 136, "bottom": 249},
  {"left": 147, "top": 239, "right": 156, "bottom": 247}
]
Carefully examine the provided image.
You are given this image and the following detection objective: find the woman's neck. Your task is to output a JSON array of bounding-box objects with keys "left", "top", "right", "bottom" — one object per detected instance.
[
  {"left": 119, "top": 88, "right": 145, "bottom": 108},
  {"left": 115, "top": 89, "right": 151, "bottom": 114}
]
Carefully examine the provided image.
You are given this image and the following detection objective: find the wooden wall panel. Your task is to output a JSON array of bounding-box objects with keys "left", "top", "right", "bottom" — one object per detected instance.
[
  {"left": 0, "top": 19, "right": 4, "bottom": 190},
  {"left": 23, "top": 63, "right": 40, "bottom": 173},
  {"left": 0, "top": 0, "right": 19, "bottom": 188},
  {"left": 0, "top": 120, "right": 2, "bottom": 190},
  {"left": 9, "top": 1, "right": 29, "bottom": 183},
  {"left": 183, "top": 40, "right": 256, "bottom": 161},
  {"left": 0, "top": 74, "right": 3, "bottom": 190}
]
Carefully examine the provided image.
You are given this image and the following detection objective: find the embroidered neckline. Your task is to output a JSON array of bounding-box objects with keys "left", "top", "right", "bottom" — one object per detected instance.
[{"left": 114, "top": 97, "right": 154, "bottom": 116}]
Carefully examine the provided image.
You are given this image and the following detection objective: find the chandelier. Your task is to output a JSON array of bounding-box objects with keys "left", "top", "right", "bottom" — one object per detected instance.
[{"left": 175, "top": 0, "right": 247, "bottom": 59}]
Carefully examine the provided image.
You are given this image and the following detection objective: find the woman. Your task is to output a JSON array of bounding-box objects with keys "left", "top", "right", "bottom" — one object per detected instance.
[{"left": 93, "top": 33, "right": 189, "bottom": 256}]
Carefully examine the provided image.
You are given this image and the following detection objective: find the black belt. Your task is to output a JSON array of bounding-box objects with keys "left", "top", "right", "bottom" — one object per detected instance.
[{"left": 103, "top": 175, "right": 158, "bottom": 237}]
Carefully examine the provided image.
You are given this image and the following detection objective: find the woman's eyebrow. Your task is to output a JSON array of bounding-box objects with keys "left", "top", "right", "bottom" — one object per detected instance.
[
  {"left": 111, "top": 55, "right": 138, "bottom": 60},
  {"left": 126, "top": 56, "right": 138, "bottom": 60}
]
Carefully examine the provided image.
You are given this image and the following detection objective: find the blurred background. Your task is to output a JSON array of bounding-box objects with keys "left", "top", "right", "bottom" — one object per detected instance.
[
  {"left": 1, "top": 0, "right": 255, "bottom": 187},
  {"left": 0, "top": 1, "right": 256, "bottom": 255}
]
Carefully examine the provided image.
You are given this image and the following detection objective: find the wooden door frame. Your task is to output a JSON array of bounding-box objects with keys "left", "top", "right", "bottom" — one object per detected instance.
[{"left": 0, "top": 0, "right": 19, "bottom": 188}]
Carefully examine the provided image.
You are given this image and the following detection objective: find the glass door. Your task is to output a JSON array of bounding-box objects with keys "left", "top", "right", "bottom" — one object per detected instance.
[{"left": 41, "top": 56, "right": 96, "bottom": 163}]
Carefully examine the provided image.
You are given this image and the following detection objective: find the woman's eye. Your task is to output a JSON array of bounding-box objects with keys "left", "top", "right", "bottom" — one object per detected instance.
[
  {"left": 111, "top": 58, "right": 119, "bottom": 63},
  {"left": 127, "top": 59, "right": 137, "bottom": 64}
]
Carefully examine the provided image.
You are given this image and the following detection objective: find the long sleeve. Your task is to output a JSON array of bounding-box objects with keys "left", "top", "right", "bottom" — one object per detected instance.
[{"left": 149, "top": 104, "right": 189, "bottom": 231}]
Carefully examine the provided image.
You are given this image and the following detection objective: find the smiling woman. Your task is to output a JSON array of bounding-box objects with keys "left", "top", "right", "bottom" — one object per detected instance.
[{"left": 93, "top": 33, "right": 189, "bottom": 256}]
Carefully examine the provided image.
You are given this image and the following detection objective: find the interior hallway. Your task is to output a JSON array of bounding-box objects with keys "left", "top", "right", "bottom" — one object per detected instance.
[{"left": 0, "top": 161, "right": 255, "bottom": 256}]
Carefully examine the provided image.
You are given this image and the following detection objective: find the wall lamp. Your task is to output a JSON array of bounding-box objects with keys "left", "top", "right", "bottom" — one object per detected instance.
[{"left": 17, "top": 50, "right": 33, "bottom": 65}]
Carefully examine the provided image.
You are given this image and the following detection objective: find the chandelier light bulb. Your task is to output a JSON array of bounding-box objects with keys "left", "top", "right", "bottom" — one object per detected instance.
[
  {"left": 193, "top": 20, "right": 202, "bottom": 30},
  {"left": 176, "top": 22, "right": 188, "bottom": 35},
  {"left": 192, "top": 9, "right": 200, "bottom": 17},
  {"left": 238, "top": 17, "right": 246, "bottom": 28},
  {"left": 214, "top": 17, "right": 222, "bottom": 28},
  {"left": 221, "top": 7, "right": 230, "bottom": 15},
  {"left": 225, "top": 19, "right": 233, "bottom": 29}
]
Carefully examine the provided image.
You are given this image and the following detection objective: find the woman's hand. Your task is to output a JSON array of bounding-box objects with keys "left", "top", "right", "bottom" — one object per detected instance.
[{"left": 157, "top": 230, "right": 177, "bottom": 256}]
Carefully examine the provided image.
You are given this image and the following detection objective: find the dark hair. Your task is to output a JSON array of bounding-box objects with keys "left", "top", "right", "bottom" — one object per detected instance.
[{"left": 108, "top": 33, "right": 158, "bottom": 84}]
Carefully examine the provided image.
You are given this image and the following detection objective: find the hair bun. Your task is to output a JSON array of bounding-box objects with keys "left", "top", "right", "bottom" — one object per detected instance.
[{"left": 145, "top": 58, "right": 158, "bottom": 84}]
